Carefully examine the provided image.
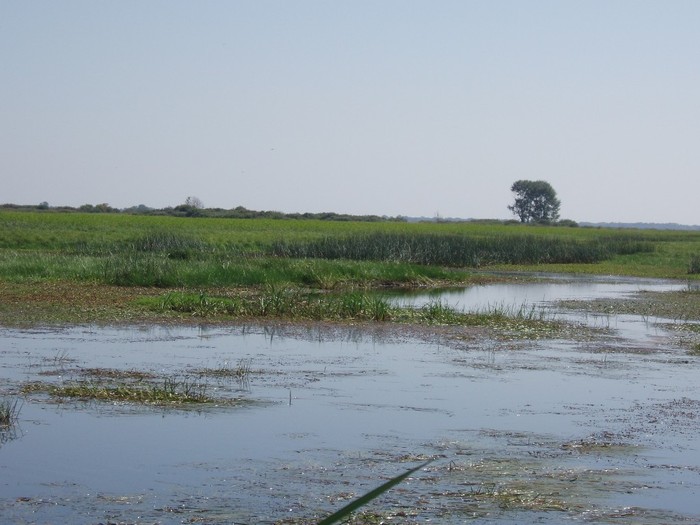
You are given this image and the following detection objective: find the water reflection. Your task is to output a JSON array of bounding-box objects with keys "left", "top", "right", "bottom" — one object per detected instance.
[
  {"left": 389, "top": 275, "right": 697, "bottom": 351},
  {"left": 390, "top": 274, "right": 691, "bottom": 310}
]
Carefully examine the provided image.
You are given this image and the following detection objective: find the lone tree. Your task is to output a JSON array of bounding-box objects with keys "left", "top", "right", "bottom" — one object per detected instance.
[{"left": 508, "top": 180, "right": 561, "bottom": 223}]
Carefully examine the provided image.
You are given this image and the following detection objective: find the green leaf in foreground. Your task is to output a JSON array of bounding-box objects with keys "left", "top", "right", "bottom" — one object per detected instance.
[{"left": 316, "top": 459, "right": 433, "bottom": 525}]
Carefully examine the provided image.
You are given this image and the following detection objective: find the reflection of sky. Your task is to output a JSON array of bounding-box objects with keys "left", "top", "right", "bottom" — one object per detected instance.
[
  {"left": 392, "top": 277, "right": 689, "bottom": 310},
  {"left": 389, "top": 277, "right": 696, "bottom": 349}
]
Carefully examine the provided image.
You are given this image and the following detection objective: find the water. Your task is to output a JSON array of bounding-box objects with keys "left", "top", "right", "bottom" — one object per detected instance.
[
  {"left": 1, "top": 276, "right": 699, "bottom": 524},
  {"left": 391, "top": 273, "right": 691, "bottom": 308},
  {"left": 391, "top": 274, "right": 698, "bottom": 347}
]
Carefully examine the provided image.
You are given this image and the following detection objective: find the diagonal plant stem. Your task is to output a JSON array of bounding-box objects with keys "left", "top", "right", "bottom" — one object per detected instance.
[{"left": 316, "top": 459, "right": 433, "bottom": 525}]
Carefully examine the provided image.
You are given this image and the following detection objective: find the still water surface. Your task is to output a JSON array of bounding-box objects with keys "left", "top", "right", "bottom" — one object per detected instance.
[{"left": 1, "top": 276, "right": 699, "bottom": 524}]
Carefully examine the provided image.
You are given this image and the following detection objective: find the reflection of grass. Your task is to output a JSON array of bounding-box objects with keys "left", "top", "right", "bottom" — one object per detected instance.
[
  {"left": 22, "top": 377, "right": 240, "bottom": 406},
  {"left": 0, "top": 398, "right": 21, "bottom": 427}
]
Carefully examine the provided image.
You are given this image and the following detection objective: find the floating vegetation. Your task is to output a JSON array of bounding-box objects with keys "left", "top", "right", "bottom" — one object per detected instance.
[
  {"left": 561, "top": 288, "right": 700, "bottom": 323},
  {"left": 21, "top": 376, "right": 241, "bottom": 406},
  {"left": 39, "top": 367, "right": 157, "bottom": 380},
  {"left": 560, "top": 438, "right": 639, "bottom": 454},
  {"left": 193, "top": 359, "right": 253, "bottom": 383}
]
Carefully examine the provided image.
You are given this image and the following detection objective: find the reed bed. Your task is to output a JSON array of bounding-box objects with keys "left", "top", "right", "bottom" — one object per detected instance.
[
  {"left": 272, "top": 232, "right": 655, "bottom": 267},
  {"left": 689, "top": 254, "right": 700, "bottom": 274}
]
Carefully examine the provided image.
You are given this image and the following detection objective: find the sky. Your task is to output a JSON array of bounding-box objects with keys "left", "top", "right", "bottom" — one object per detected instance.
[{"left": 2, "top": 1, "right": 699, "bottom": 224}]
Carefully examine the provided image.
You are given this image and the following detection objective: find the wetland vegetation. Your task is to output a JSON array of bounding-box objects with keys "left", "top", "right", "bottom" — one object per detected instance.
[
  {"left": 2, "top": 209, "right": 700, "bottom": 523},
  {"left": 1, "top": 209, "right": 698, "bottom": 326}
]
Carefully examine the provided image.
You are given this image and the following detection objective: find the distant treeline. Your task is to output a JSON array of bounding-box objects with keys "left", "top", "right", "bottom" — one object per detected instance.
[
  {"left": 0, "top": 202, "right": 402, "bottom": 223},
  {"left": 0, "top": 202, "right": 585, "bottom": 227},
  {"left": 581, "top": 222, "right": 700, "bottom": 231}
]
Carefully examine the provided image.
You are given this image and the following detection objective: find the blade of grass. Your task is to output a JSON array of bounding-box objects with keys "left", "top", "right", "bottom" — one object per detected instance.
[{"left": 316, "top": 459, "right": 433, "bottom": 525}]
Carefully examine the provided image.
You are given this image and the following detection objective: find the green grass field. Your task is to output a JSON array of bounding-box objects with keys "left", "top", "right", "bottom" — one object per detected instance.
[{"left": 1, "top": 210, "right": 699, "bottom": 288}]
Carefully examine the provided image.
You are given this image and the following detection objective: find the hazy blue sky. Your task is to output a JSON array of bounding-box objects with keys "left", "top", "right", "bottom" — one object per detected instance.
[{"left": 2, "top": 1, "right": 699, "bottom": 223}]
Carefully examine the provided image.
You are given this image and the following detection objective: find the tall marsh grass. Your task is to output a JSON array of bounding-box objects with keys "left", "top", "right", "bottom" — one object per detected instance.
[
  {"left": 272, "top": 232, "right": 655, "bottom": 267},
  {"left": 689, "top": 254, "right": 700, "bottom": 275}
]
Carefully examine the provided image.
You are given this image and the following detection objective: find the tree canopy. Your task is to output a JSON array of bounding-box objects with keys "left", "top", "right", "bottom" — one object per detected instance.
[{"left": 508, "top": 180, "right": 561, "bottom": 223}]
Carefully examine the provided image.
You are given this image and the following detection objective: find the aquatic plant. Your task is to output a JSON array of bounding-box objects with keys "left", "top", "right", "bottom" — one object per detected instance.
[
  {"left": 689, "top": 254, "right": 700, "bottom": 274},
  {"left": 689, "top": 342, "right": 700, "bottom": 356},
  {"left": 21, "top": 377, "right": 231, "bottom": 406},
  {"left": 419, "top": 300, "right": 462, "bottom": 324},
  {"left": 195, "top": 359, "right": 252, "bottom": 379},
  {"left": 316, "top": 459, "right": 432, "bottom": 525},
  {"left": 0, "top": 398, "right": 22, "bottom": 427}
]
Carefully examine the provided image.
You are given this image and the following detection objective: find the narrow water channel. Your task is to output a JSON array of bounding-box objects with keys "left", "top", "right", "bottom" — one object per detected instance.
[{"left": 1, "top": 276, "right": 699, "bottom": 524}]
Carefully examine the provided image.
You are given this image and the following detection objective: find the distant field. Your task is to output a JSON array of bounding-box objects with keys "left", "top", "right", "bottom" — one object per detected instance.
[{"left": 1, "top": 210, "right": 699, "bottom": 287}]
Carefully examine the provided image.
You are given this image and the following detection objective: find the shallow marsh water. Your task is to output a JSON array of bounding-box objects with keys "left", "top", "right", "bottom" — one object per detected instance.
[{"left": 1, "top": 276, "right": 700, "bottom": 524}]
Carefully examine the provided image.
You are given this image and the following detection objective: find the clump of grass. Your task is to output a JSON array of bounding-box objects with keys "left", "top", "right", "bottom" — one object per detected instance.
[
  {"left": 77, "top": 368, "right": 157, "bottom": 380},
  {"left": 688, "top": 343, "right": 700, "bottom": 356},
  {"left": 0, "top": 398, "right": 22, "bottom": 427},
  {"left": 195, "top": 359, "right": 252, "bottom": 379},
  {"left": 156, "top": 291, "right": 245, "bottom": 316},
  {"left": 101, "top": 254, "right": 180, "bottom": 287},
  {"left": 143, "top": 289, "right": 396, "bottom": 322},
  {"left": 128, "top": 231, "right": 208, "bottom": 260},
  {"left": 688, "top": 254, "right": 700, "bottom": 275},
  {"left": 418, "top": 300, "right": 463, "bottom": 324},
  {"left": 478, "top": 302, "right": 549, "bottom": 322},
  {"left": 21, "top": 377, "right": 232, "bottom": 406}
]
